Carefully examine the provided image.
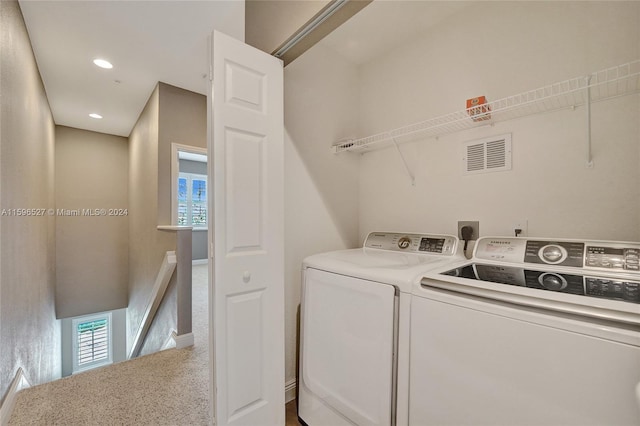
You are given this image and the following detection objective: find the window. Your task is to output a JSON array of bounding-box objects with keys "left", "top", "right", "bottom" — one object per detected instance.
[
  {"left": 178, "top": 172, "right": 207, "bottom": 228},
  {"left": 72, "top": 313, "right": 112, "bottom": 373}
]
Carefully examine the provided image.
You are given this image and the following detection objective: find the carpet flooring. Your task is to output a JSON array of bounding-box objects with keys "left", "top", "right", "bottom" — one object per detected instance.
[
  {"left": 10, "top": 264, "right": 298, "bottom": 425},
  {"left": 10, "top": 264, "right": 211, "bottom": 425}
]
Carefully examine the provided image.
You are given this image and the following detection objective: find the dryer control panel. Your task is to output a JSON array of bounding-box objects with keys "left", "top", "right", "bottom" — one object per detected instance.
[{"left": 365, "top": 232, "right": 458, "bottom": 256}]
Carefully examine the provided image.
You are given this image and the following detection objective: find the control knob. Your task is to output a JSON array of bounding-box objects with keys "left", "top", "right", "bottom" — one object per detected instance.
[
  {"left": 539, "top": 273, "right": 567, "bottom": 291},
  {"left": 539, "top": 245, "right": 567, "bottom": 264},
  {"left": 398, "top": 237, "right": 411, "bottom": 249}
]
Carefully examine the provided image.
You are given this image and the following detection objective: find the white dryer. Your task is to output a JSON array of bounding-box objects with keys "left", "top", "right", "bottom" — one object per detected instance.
[{"left": 298, "top": 232, "right": 460, "bottom": 426}]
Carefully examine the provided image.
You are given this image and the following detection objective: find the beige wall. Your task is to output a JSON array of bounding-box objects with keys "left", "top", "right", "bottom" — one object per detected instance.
[
  {"left": 283, "top": 43, "right": 361, "bottom": 386},
  {"left": 356, "top": 1, "right": 640, "bottom": 243},
  {"left": 127, "top": 84, "right": 177, "bottom": 353},
  {"left": 246, "top": 0, "right": 330, "bottom": 54},
  {"left": 55, "top": 126, "right": 128, "bottom": 319},
  {"left": 157, "top": 82, "right": 207, "bottom": 226},
  {"left": 0, "top": 0, "right": 60, "bottom": 400},
  {"left": 128, "top": 82, "right": 206, "bottom": 355}
]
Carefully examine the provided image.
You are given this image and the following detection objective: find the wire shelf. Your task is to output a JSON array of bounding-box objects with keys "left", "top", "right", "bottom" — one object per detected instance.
[{"left": 333, "top": 60, "right": 640, "bottom": 154}]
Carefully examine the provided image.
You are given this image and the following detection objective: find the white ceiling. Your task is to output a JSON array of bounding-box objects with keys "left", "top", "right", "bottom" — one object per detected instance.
[
  {"left": 18, "top": 0, "right": 244, "bottom": 137},
  {"left": 320, "top": 0, "right": 470, "bottom": 65},
  {"left": 18, "top": 0, "right": 470, "bottom": 138}
]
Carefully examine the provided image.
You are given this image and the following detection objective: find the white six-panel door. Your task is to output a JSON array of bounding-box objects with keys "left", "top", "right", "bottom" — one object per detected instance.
[{"left": 208, "top": 30, "right": 284, "bottom": 426}]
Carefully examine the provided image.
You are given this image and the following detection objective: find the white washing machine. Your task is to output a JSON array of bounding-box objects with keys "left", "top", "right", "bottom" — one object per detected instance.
[
  {"left": 298, "top": 232, "right": 461, "bottom": 426},
  {"left": 411, "top": 236, "right": 640, "bottom": 425}
]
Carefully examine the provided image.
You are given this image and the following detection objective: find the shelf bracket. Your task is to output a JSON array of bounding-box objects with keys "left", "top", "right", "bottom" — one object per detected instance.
[
  {"left": 392, "top": 137, "right": 416, "bottom": 186},
  {"left": 585, "top": 75, "right": 594, "bottom": 168}
]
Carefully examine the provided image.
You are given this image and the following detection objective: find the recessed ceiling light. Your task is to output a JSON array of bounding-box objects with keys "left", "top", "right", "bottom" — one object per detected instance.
[
  {"left": 89, "top": 113, "right": 103, "bottom": 119},
  {"left": 93, "top": 59, "right": 113, "bottom": 69}
]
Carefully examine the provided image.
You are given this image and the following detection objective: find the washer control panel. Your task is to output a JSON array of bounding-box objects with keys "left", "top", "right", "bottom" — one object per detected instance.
[
  {"left": 524, "top": 240, "right": 584, "bottom": 267},
  {"left": 365, "top": 232, "right": 458, "bottom": 256},
  {"left": 585, "top": 246, "right": 639, "bottom": 272},
  {"left": 475, "top": 237, "right": 640, "bottom": 274}
]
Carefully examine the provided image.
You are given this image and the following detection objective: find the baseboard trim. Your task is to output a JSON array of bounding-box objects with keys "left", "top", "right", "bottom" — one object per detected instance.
[
  {"left": 161, "top": 330, "right": 178, "bottom": 351},
  {"left": 285, "top": 378, "right": 296, "bottom": 403},
  {"left": 192, "top": 259, "right": 208, "bottom": 265},
  {"left": 161, "top": 330, "right": 194, "bottom": 350},
  {"left": 0, "top": 368, "right": 31, "bottom": 426},
  {"left": 174, "top": 332, "right": 195, "bottom": 349}
]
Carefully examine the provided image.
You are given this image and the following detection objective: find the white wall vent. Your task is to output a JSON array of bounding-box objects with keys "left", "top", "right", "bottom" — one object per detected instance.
[{"left": 462, "top": 133, "right": 512, "bottom": 175}]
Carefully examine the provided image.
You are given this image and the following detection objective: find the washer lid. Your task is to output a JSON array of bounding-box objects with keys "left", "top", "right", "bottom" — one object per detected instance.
[
  {"left": 417, "top": 259, "right": 640, "bottom": 326},
  {"left": 441, "top": 263, "right": 640, "bottom": 305},
  {"left": 304, "top": 247, "right": 463, "bottom": 292}
]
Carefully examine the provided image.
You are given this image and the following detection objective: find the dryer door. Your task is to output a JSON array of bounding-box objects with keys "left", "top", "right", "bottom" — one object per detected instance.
[{"left": 299, "top": 268, "right": 396, "bottom": 426}]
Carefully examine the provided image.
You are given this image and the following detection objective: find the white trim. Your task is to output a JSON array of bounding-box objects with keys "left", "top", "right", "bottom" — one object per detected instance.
[
  {"left": 157, "top": 225, "right": 192, "bottom": 232},
  {"left": 273, "top": 0, "right": 348, "bottom": 58},
  {"left": 285, "top": 379, "right": 297, "bottom": 403},
  {"left": 160, "top": 331, "right": 194, "bottom": 350},
  {"left": 161, "top": 330, "right": 178, "bottom": 351},
  {"left": 174, "top": 332, "right": 195, "bottom": 349},
  {"left": 178, "top": 152, "right": 207, "bottom": 163},
  {"left": 0, "top": 368, "right": 31, "bottom": 426},
  {"left": 171, "top": 143, "right": 207, "bottom": 226},
  {"left": 129, "top": 251, "right": 177, "bottom": 359},
  {"left": 192, "top": 259, "right": 208, "bottom": 266}
]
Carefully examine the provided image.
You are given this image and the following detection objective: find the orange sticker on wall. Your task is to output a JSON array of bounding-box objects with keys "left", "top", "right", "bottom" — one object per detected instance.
[{"left": 466, "top": 96, "right": 491, "bottom": 121}]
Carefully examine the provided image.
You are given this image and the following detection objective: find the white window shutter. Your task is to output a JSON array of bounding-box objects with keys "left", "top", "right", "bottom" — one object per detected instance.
[
  {"left": 72, "top": 313, "right": 113, "bottom": 373},
  {"left": 178, "top": 172, "right": 208, "bottom": 228}
]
